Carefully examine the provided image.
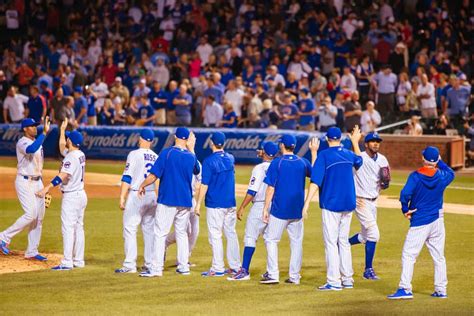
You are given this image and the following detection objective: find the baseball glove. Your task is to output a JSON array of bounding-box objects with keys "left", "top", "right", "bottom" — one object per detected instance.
[
  {"left": 45, "top": 192, "right": 52, "bottom": 208},
  {"left": 379, "top": 166, "right": 391, "bottom": 190},
  {"left": 134, "top": 118, "right": 147, "bottom": 126}
]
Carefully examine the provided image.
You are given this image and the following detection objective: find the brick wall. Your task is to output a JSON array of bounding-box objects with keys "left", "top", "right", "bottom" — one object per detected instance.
[{"left": 376, "top": 134, "right": 465, "bottom": 169}]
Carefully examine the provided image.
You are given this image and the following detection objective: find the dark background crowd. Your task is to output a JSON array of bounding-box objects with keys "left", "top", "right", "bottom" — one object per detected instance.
[{"left": 0, "top": 0, "right": 472, "bottom": 145}]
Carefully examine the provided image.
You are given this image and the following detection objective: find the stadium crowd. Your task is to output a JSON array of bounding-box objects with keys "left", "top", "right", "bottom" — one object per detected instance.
[{"left": 0, "top": 0, "right": 472, "bottom": 137}]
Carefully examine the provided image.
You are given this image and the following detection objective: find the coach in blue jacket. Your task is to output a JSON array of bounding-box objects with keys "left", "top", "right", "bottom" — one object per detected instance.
[{"left": 388, "top": 146, "right": 455, "bottom": 300}]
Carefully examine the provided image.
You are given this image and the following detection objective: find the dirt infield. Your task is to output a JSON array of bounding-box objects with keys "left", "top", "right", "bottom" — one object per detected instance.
[{"left": 0, "top": 252, "right": 62, "bottom": 274}]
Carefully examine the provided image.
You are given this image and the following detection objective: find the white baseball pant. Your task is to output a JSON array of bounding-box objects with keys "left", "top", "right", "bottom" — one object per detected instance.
[
  {"left": 355, "top": 198, "right": 380, "bottom": 243},
  {"left": 244, "top": 202, "right": 267, "bottom": 247},
  {"left": 122, "top": 191, "right": 156, "bottom": 271},
  {"left": 399, "top": 217, "right": 447, "bottom": 294},
  {"left": 0, "top": 176, "right": 45, "bottom": 258},
  {"left": 60, "top": 190, "right": 87, "bottom": 267},
  {"left": 206, "top": 207, "right": 241, "bottom": 272},
  {"left": 151, "top": 204, "right": 191, "bottom": 274},
  {"left": 166, "top": 199, "right": 199, "bottom": 257},
  {"left": 264, "top": 215, "right": 304, "bottom": 282},
  {"left": 322, "top": 209, "right": 354, "bottom": 286}
]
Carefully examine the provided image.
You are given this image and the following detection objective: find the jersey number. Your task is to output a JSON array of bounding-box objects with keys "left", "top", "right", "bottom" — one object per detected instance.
[{"left": 144, "top": 163, "right": 153, "bottom": 179}]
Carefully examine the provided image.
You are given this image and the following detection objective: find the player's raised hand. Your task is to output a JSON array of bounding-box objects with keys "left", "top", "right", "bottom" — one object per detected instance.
[
  {"left": 43, "top": 116, "right": 51, "bottom": 135},
  {"left": 309, "top": 137, "right": 320, "bottom": 153},
  {"left": 350, "top": 125, "right": 362, "bottom": 143},
  {"left": 60, "top": 118, "right": 68, "bottom": 133},
  {"left": 186, "top": 131, "right": 196, "bottom": 152}
]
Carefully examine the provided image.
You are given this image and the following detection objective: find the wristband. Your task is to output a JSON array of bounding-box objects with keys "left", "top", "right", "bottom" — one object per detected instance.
[{"left": 51, "top": 176, "right": 62, "bottom": 187}]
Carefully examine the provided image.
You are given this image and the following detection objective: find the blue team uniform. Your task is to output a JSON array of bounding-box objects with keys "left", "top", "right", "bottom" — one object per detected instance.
[{"left": 201, "top": 151, "right": 236, "bottom": 208}]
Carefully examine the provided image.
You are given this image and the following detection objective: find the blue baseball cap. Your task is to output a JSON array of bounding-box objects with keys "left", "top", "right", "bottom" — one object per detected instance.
[
  {"left": 211, "top": 132, "right": 226, "bottom": 146},
  {"left": 176, "top": 127, "right": 190, "bottom": 140},
  {"left": 263, "top": 142, "right": 278, "bottom": 157},
  {"left": 422, "top": 146, "right": 440, "bottom": 163},
  {"left": 39, "top": 79, "right": 48, "bottom": 86},
  {"left": 21, "top": 118, "right": 40, "bottom": 129},
  {"left": 258, "top": 141, "right": 267, "bottom": 150},
  {"left": 300, "top": 87, "right": 309, "bottom": 94},
  {"left": 326, "top": 127, "right": 342, "bottom": 140},
  {"left": 74, "top": 86, "right": 83, "bottom": 93},
  {"left": 140, "top": 129, "right": 154, "bottom": 142},
  {"left": 280, "top": 134, "right": 296, "bottom": 147},
  {"left": 65, "top": 130, "right": 83, "bottom": 147},
  {"left": 53, "top": 77, "right": 61, "bottom": 83},
  {"left": 364, "top": 132, "right": 383, "bottom": 143}
]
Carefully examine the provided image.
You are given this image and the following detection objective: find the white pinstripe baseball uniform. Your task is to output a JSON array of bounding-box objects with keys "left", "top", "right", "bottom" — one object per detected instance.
[
  {"left": 120, "top": 148, "right": 158, "bottom": 271},
  {"left": 59, "top": 149, "right": 87, "bottom": 268},
  {"left": 244, "top": 161, "right": 270, "bottom": 248},
  {"left": 166, "top": 164, "right": 202, "bottom": 258},
  {"left": 354, "top": 151, "right": 389, "bottom": 243},
  {"left": 0, "top": 135, "right": 45, "bottom": 258}
]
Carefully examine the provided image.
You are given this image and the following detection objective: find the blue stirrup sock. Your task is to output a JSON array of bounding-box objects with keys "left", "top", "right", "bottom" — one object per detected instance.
[
  {"left": 242, "top": 246, "right": 256, "bottom": 271},
  {"left": 349, "top": 233, "right": 361, "bottom": 245},
  {"left": 365, "top": 241, "right": 377, "bottom": 269}
]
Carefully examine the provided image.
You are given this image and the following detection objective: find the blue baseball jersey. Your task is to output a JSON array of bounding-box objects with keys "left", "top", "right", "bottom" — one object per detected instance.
[
  {"left": 311, "top": 146, "right": 363, "bottom": 212},
  {"left": 399, "top": 160, "right": 455, "bottom": 227},
  {"left": 202, "top": 151, "right": 236, "bottom": 208},
  {"left": 298, "top": 98, "right": 315, "bottom": 126},
  {"left": 264, "top": 154, "right": 312, "bottom": 220},
  {"left": 138, "top": 105, "right": 155, "bottom": 126},
  {"left": 280, "top": 103, "right": 298, "bottom": 130},
  {"left": 150, "top": 147, "right": 200, "bottom": 208},
  {"left": 222, "top": 111, "right": 238, "bottom": 128}
]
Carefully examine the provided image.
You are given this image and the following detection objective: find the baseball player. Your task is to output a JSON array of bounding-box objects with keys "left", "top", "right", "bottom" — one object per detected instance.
[
  {"left": 349, "top": 132, "right": 390, "bottom": 280},
  {"left": 138, "top": 127, "right": 200, "bottom": 277},
  {"left": 165, "top": 161, "right": 202, "bottom": 266},
  {"left": 195, "top": 132, "right": 241, "bottom": 277},
  {"left": 0, "top": 117, "right": 50, "bottom": 260},
  {"left": 115, "top": 129, "right": 158, "bottom": 274},
  {"left": 260, "top": 135, "right": 318, "bottom": 285},
  {"left": 388, "top": 146, "right": 454, "bottom": 300},
  {"left": 227, "top": 142, "right": 279, "bottom": 281},
  {"left": 302, "top": 126, "right": 363, "bottom": 290},
  {"left": 36, "top": 126, "right": 87, "bottom": 270}
]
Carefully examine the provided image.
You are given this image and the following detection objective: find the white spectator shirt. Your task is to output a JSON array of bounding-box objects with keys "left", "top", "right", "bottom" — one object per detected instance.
[
  {"left": 247, "top": 161, "right": 270, "bottom": 202},
  {"left": 159, "top": 18, "right": 175, "bottom": 41},
  {"left": 60, "top": 149, "right": 86, "bottom": 192},
  {"left": 342, "top": 19, "right": 358, "bottom": 40},
  {"left": 355, "top": 151, "right": 389, "bottom": 199},
  {"left": 196, "top": 43, "right": 214, "bottom": 65},
  {"left": 16, "top": 136, "right": 43, "bottom": 177},
  {"left": 90, "top": 82, "right": 109, "bottom": 109},
  {"left": 204, "top": 102, "right": 223, "bottom": 126},
  {"left": 224, "top": 88, "right": 245, "bottom": 117},
  {"left": 340, "top": 73, "right": 357, "bottom": 92},
  {"left": 360, "top": 110, "right": 382, "bottom": 133},
  {"left": 287, "top": 61, "right": 311, "bottom": 80},
  {"left": 4, "top": 94, "right": 28, "bottom": 122},
  {"left": 416, "top": 82, "right": 437, "bottom": 109},
  {"left": 6, "top": 10, "right": 19, "bottom": 29},
  {"left": 123, "top": 148, "right": 158, "bottom": 191}
]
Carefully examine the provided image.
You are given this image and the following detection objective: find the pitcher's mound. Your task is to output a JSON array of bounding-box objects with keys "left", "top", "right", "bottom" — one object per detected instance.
[{"left": 0, "top": 251, "right": 62, "bottom": 274}]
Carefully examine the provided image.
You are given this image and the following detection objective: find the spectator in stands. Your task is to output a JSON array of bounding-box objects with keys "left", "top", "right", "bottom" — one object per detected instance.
[
  {"left": 148, "top": 81, "right": 167, "bottom": 126},
  {"left": 203, "top": 95, "right": 223, "bottom": 128},
  {"left": 406, "top": 78, "right": 421, "bottom": 117},
  {"left": 405, "top": 115, "right": 423, "bottom": 136},
  {"left": 417, "top": 74, "right": 438, "bottom": 119},
  {"left": 174, "top": 84, "right": 192, "bottom": 126},
  {"left": 85, "top": 86, "right": 97, "bottom": 126},
  {"left": 317, "top": 96, "right": 338, "bottom": 132},
  {"left": 298, "top": 88, "right": 316, "bottom": 131},
  {"left": 3, "top": 86, "right": 27, "bottom": 123},
  {"left": 73, "top": 87, "right": 88, "bottom": 126},
  {"left": 341, "top": 65, "right": 357, "bottom": 93},
  {"left": 356, "top": 55, "right": 374, "bottom": 106},
  {"left": 65, "top": 96, "right": 77, "bottom": 129},
  {"left": 396, "top": 72, "right": 411, "bottom": 113},
  {"left": 220, "top": 102, "right": 238, "bottom": 128},
  {"left": 166, "top": 80, "right": 178, "bottom": 126},
  {"left": 361, "top": 101, "right": 382, "bottom": 133},
  {"left": 279, "top": 92, "right": 298, "bottom": 130},
  {"left": 90, "top": 76, "right": 109, "bottom": 111},
  {"left": 343, "top": 91, "right": 362, "bottom": 133},
  {"left": 26, "top": 86, "right": 46, "bottom": 123},
  {"left": 446, "top": 77, "right": 471, "bottom": 131},
  {"left": 372, "top": 65, "right": 397, "bottom": 118},
  {"left": 137, "top": 95, "right": 155, "bottom": 127}
]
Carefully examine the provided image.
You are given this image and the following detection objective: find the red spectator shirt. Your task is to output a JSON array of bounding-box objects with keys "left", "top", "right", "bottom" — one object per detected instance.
[{"left": 375, "top": 40, "right": 391, "bottom": 65}]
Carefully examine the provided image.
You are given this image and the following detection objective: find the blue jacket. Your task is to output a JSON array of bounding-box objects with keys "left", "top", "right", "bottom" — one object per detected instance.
[{"left": 399, "top": 160, "right": 455, "bottom": 227}]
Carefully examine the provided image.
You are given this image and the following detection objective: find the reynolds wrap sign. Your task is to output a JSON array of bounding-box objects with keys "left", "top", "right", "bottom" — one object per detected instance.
[{"left": 0, "top": 125, "right": 350, "bottom": 163}]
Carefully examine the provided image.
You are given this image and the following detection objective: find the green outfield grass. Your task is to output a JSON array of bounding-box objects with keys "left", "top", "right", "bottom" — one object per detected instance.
[{"left": 0, "top": 197, "right": 473, "bottom": 314}]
